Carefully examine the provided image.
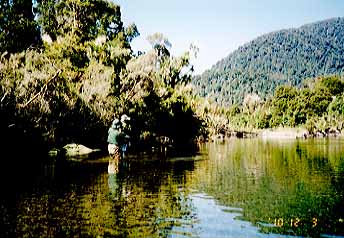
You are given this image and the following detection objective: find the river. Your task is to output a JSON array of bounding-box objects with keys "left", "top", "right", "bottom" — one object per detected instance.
[{"left": 1, "top": 138, "right": 344, "bottom": 237}]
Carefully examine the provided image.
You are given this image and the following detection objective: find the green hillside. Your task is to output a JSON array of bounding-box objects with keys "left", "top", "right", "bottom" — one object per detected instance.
[{"left": 192, "top": 17, "right": 344, "bottom": 105}]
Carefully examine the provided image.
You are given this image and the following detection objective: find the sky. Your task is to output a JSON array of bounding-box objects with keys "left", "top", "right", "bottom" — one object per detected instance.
[{"left": 115, "top": 0, "right": 344, "bottom": 74}]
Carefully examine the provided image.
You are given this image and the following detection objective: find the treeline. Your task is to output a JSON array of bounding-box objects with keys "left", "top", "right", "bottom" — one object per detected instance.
[
  {"left": 2, "top": 1, "right": 343, "bottom": 158},
  {"left": 192, "top": 17, "right": 344, "bottom": 106},
  {"left": 0, "top": 0, "right": 204, "bottom": 155},
  {"left": 203, "top": 75, "right": 344, "bottom": 136}
]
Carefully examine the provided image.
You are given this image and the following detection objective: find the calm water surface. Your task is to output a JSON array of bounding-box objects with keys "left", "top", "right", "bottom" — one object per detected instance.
[{"left": 1, "top": 138, "right": 344, "bottom": 237}]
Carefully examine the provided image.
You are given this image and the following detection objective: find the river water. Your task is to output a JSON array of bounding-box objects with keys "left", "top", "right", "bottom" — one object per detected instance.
[{"left": 1, "top": 138, "right": 344, "bottom": 237}]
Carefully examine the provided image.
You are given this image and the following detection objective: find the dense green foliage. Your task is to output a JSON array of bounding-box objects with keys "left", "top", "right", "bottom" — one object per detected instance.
[
  {"left": 0, "top": 0, "right": 40, "bottom": 53},
  {"left": 0, "top": 0, "right": 203, "bottom": 155},
  {"left": 193, "top": 17, "right": 344, "bottom": 105},
  {"left": 209, "top": 75, "right": 344, "bottom": 135}
]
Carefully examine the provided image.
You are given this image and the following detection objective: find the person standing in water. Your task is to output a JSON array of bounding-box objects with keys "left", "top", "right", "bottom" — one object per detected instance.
[
  {"left": 120, "top": 114, "right": 131, "bottom": 158},
  {"left": 107, "top": 118, "right": 124, "bottom": 174},
  {"left": 107, "top": 115, "right": 131, "bottom": 174}
]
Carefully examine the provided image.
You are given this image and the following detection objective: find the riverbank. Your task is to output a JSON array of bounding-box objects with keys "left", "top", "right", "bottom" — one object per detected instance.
[
  {"left": 210, "top": 128, "right": 307, "bottom": 141},
  {"left": 259, "top": 127, "right": 343, "bottom": 139},
  {"left": 259, "top": 128, "right": 308, "bottom": 139},
  {"left": 210, "top": 127, "right": 344, "bottom": 142}
]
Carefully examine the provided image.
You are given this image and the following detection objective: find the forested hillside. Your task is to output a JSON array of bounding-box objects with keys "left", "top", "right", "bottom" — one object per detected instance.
[{"left": 192, "top": 17, "right": 344, "bottom": 105}]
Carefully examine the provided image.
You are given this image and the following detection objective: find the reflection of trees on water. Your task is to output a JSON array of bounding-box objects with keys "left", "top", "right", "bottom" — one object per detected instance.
[
  {"left": 188, "top": 139, "right": 344, "bottom": 236},
  {"left": 10, "top": 159, "right": 195, "bottom": 237},
  {"left": 5, "top": 139, "right": 344, "bottom": 237},
  {"left": 100, "top": 161, "right": 195, "bottom": 237}
]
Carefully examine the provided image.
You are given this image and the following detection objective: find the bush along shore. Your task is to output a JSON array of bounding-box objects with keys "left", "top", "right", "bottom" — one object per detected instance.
[
  {"left": 201, "top": 75, "right": 344, "bottom": 142},
  {"left": 208, "top": 126, "right": 342, "bottom": 144}
]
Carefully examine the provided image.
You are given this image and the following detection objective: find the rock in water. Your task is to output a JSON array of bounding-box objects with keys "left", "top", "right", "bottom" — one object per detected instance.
[{"left": 63, "top": 143, "right": 96, "bottom": 157}]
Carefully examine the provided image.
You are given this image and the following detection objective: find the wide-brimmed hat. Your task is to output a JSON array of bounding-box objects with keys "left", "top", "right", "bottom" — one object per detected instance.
[{"left": 121, "top": 114, "right": 130, "bottom": 123}]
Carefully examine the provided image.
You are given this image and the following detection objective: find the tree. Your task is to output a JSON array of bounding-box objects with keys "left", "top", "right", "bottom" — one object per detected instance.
[
  {"left": 147, "top": 32, "right": 172, "bottom": 58},
  {"left": 146, "top": 33, "right": 196, "bottom": 89},
  {"left": 316, "top": 75, "right": 344, "bottom": 96},
  {"left": 0, "top": 0, "right": 40, "bottom": 53},
  {"left": 35, "top": 0, "right": 58, "bottom": 40},
  {"left": 271, "top": 85, "right": 298, "bottom": 116},
  {"left": 243, "top": 93, "right": 261, "bottom": 114},
  {"left": 37, "top": 0, "right": 139, "bottom": 96},
  {"left": 116, "top": 34, "right": 202, "bottom": 150},
  {"left": 36, "top": 0, "right": 139, "bottom": 44}
]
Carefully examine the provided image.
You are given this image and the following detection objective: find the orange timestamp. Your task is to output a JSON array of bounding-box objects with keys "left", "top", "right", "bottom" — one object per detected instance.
[
  {"left": 268, "top": 217, "right": 319, "bottom": 228},
  {"left": 268, "top": 217, "right": 344, "bottom": 228}
]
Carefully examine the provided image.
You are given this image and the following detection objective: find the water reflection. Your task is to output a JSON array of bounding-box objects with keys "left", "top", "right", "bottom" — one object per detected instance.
[
  {"left": 182, "top": 193, "right": 296, "bottom": 238},
  {"left": 189, "top": 138, "right": 344, "bottom": 237},
  {"left": 1, "top": 138, "right": 344, "bottom": 237}
]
